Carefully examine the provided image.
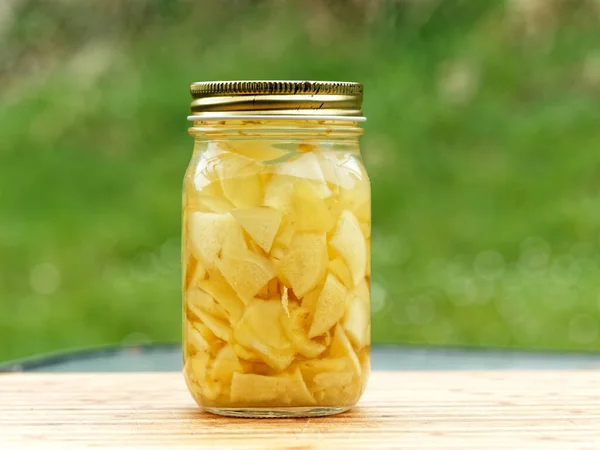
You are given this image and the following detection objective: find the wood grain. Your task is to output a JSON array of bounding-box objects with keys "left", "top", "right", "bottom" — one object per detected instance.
[{"left": 1, "top": 372, "right": 599, "bottom": 449}]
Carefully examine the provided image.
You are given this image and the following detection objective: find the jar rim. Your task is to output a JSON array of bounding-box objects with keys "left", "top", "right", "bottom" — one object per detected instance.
[{"left": 189, "top": 80, "right": 365, "bottom": 119}]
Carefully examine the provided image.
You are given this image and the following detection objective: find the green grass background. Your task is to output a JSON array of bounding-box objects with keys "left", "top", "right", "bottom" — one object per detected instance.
[{"left": 2, "top": 0, "right": 600, "bottom": 362}]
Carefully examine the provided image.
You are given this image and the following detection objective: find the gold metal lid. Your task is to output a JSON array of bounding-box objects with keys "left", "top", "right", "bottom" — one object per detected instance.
[{"left": 188, "top": 80, "right": 364, "bottom": 120}]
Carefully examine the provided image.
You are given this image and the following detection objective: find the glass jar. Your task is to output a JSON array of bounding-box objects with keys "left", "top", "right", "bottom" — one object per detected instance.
[{"left": 182, "top": 81, "right": 370, "bottom": 418}]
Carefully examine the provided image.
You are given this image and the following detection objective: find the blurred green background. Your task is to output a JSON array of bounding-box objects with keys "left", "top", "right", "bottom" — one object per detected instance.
[{"left": 2, "top": 0, "right": 600, "bottom": 363}]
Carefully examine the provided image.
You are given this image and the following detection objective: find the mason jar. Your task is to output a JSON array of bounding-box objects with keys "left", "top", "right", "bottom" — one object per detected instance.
[{"left": 182, "top": 81, "right": 371, "bottom": 418}]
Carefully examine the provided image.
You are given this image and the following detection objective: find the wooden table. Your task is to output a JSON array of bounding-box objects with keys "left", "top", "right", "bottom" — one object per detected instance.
[{"left": 1, "top": 372, "right": 599, "bottom": 449}]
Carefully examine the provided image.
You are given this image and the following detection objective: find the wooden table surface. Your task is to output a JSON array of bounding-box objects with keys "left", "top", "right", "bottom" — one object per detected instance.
[{"left": 1, "top": 372, "right": 599, "bottom": 449}]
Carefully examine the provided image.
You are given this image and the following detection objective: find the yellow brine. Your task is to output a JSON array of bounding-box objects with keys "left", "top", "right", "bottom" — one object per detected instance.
[{"left": 182, "top": 81, "right": 370, "bottom": 418}]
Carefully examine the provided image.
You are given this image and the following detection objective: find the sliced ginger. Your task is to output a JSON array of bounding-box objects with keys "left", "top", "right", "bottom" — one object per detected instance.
[
  {"left": 216, "top": 152, "right": 264, "bottom": 208},
  {"left": 189, "top": 211, "right": 246, "bottom": 269},
  {"left": 192, "top": 183, "right": 235, "bottom": 213},
  {"left": 330, "top": 324, "right": 362, "bottom": 376},
  {"left": 218, "top": 248, "right": 275, "bottom": 302},
  {"left": 231, "top": 206, "right": 283, "bottom": 253},
  {"left": 193, "top": 308, "right": 232, "bottom": 343},
  {"left": 275, "top": 153, "right": 332, "bottom": 198},
  {"left": 186, "top": 356, "right": 221, "bottom": 401},
  {"left": 329, "top": 210, "right": 367, "bottom": 287},
  {"left": 224, "top": 140, "right": 288, "bottom": 162},
  {"left": 186, "top": 321, "right": 210, "bottom": 355},
  {"left": 210, "top": 344, "right": 243, "bottom": 387},
  {"left": 342, "top": 280, "right": 371, "bottom": 349},
  {"left": 277, "top": 233, "right": 328, "bottom": 298},
  {"left": 263, "top": 175, "right": 295, "bottom": 211},
  {"left": 198, "top": 272, "right": 244, "bottom": 323},
  {"left": 281, "top": 305, "right": 326, "bottom": 358},
  {"left": 187, "top": 289, "right": 227, "bottom": 322},
  {"left": 230, "top": 368, "right": 315, "bottom": 406},
  {"left": 233, "top": 298, "right": 295, "bottom": 371},
  {"left": 327, "top": 257, "right": 353, "bottom": 290},
  {"left": 185, "top": 255, "right": 206, "bottom": 290},
  {"left": 292, "top": 181, "right": 334, "bottom": 233},
  {"left": 183, "top": 139, "right": 370, "bottom": 409},
  {"left": 308, "top": 273, "right": 348, "bottom": 339}
]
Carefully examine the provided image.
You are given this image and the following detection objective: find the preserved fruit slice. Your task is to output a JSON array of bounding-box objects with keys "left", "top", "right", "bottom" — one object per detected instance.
[
  {"left": 297, "top": 358, "right": 348, "bottom": 385},
  {"left": 224, "top": 140, "right": 288, "bottom": 162},
  {"left": 218, "top": 248, "right": 275, "bottom": 301},
  {"left": 248, "top": 341, "right": 295, "bottom": 373},
  {"left": 186, "top": 321, "right": 210, "bottom": 355},
  {"left": 300, "top": 286, "right": 320, "bottom": 314},
  {"left": 313, "top": 384, "right": 359, "bottom": 406},
  {"left": 245, "top": 234, "right": 266, "bottom": 256},
  {"left": 189, "top": 212, "right": 246, "bottom": 269},
  {"left": 281, "top": 305, "right": 326, "bottom": 358},
  {"left": 193, "top": 308, "right": 232, "bottom": 343},
  {"left": 330, "top": 324, "right": 361, "bottom": 375},
  {"left": 313, "top": 371, "right": 354, "bottom": 389},
  {"left": 210, "top": 344, "right": 243, "bottom": 387},
  {"left": 277, "top": 233, "right": 328, "bottom": 298},
  {"left": 187, "top": 289, "right": 228, "bottom": 322},
  {"left": 233, "top": 299, "right": 294, "bottom": 371},
  {"left": 197, "top": 273, "right": 244, "bottom": 323},
  {"left": 270, "top": 245, "right": 286, "bottom": 262},
  {"left": 275, "top": 153, "right": 332, "bottom": 198},
  {"left": 231, "top": 206, "right": 283, "bottom": 253},
  {"left": 283, "top": 368, "right": 317, "bottom": 405},
  {"left": 292, "top": 181, "right": 334, "bottom": 233},
  {"left": 229, "top": 372, "right": 281, "bottom": 404},
  {"left": 317, "top": 151, "right": 363, "bottom": 191},
  {"left": 263, "top": 175, "right": 295, "bottom": 212},
  {"left": 329, "top": 210, "right": 367, "bottom": 287},
  {"left": 272, "top": 215, "right": 296, "bottom": 249},
  {"left": 230, "top": 368, "right": 315, "bottom": 405},
  {"left": 233, "top": 343, "right": 262, "bottom": 362},
  {"left": 190, "top": 182, "right": 234, "bottom": 213},
  {"left": 189, "top": 144, "right": 223, "bottom": 191},
  {"left": 327, "top": 257, "right": 353, "bottom": 290},
  {"left": 202, "top": 380, "right": 221, "bottom": 401},
  {"left": 338, "top": 182, "right": 370, "bottom": 224},
  {"left": 195, "top": 194, "right": 235, "bottom": 214},
  {"left": 193, "top": 322, "right": 222, "bottom": 350},
  {"left": 217, "top": 153, "right": 263, "bottom": 208},
  {"left": 185, "top": 256, "right": 206, "bottom": 290},
  {"left": 308, "top": 273, "right": 348, "bottom": 338},
  {"left": 342, "top": 280, "right": 370, "bottom": 349},
  {"left": 186, "top": 356, "right": 221, "bottom": 401}
]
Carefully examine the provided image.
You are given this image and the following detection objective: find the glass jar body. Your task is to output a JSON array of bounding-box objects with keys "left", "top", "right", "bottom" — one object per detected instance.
[{"left": 182, "top": 120, "right": 371, "bottom": 417}]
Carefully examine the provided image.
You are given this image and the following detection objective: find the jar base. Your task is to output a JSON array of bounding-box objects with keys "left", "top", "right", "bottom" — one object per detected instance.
[{"left": 204, "top": 406, "right": 351, "bottom": 418}]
